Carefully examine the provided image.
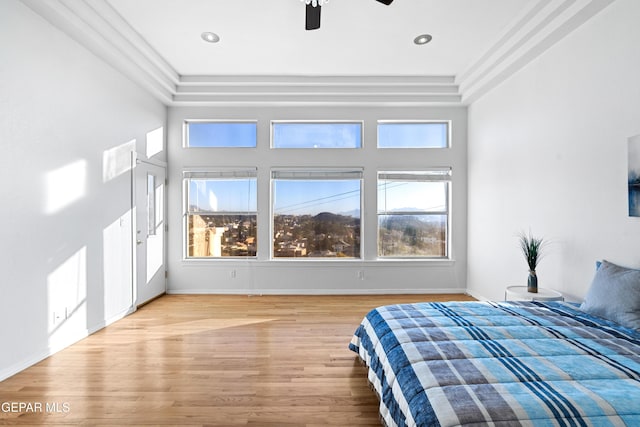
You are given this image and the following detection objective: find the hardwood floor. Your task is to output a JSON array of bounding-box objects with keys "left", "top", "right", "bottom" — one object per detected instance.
[{"left": 0, "top": 294, "right": 475, "bottom": 426}]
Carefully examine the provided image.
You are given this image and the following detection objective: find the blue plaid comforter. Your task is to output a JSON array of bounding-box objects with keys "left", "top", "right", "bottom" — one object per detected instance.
[{"left": 349, "top": 301, "right": 640, "bottom": 427}]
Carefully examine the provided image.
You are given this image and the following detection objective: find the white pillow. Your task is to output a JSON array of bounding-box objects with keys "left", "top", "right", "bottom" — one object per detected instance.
[{"left": 580, "top": 260, "right": 640, "bottom": 330}]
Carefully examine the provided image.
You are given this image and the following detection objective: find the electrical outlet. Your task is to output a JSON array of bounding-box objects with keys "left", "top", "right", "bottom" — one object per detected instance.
[
  {"left": 52, "top": 311, "right": 63, "bottom": 325},
  {"left": 357, "top": 270, "right": 364, "bottom": 280},
  {"left": 230, "top": 269, "right": 237, "bottom": 279}
]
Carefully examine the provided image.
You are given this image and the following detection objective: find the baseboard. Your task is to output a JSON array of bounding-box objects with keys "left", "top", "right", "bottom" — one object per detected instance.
[
  {"left": 167, "top": 288, "right": 470, "bottom": 296},
  {"left": 136, "top": 292, "right": 166, "bottom": 309},
  {"left": 0, "top": 306, "right": 133, "bottom": 382},
  {"left": 465, "top": 289, "right": 491, "bottom": 301},
  {"left": 0, "top": 348, "right": 58, "bottom": 383}
]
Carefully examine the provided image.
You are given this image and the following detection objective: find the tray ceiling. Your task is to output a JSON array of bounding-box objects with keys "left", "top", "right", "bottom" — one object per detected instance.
[{"left": 20, "top": 0, "right": 614, "bottom": 105}]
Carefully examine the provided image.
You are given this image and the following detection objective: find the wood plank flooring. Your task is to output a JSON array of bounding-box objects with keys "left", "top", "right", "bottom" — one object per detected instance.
[{"left": 0, "top": 294, "right": 475, "bottom": 426}]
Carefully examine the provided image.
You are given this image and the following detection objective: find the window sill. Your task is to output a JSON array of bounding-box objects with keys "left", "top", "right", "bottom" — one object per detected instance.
[{"left": 181, "top": 258, "right": 455, "bottom": 267}]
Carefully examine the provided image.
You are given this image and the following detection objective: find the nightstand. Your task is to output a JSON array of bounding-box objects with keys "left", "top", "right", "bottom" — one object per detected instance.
[{"left": 504, "top": 286, "right": 564, "bottom": 302}]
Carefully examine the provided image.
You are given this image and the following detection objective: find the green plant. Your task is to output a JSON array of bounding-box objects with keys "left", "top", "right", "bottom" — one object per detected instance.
[{"left": 518, "top": 231, "right": 546, "bottom": 271}]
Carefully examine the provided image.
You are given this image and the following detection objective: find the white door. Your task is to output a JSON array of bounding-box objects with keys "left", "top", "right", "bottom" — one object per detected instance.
[{"left": 134, "top": 158, "right": 167, "bottom": 306}]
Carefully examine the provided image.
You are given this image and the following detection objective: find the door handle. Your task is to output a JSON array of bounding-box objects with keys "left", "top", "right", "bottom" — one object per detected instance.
[{"left": 137, "top": 240, "right": 143, "bottom": 245}]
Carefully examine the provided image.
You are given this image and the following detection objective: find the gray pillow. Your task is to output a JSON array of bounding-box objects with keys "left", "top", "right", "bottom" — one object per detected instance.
[{"left": 580, "top": 260, "right": 640, "bottom": 330}]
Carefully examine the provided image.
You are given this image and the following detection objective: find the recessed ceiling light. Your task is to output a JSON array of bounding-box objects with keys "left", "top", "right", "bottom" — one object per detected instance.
[
  {"left": 414, "top": 34, "right": 432, "bottom": 45},
  {"left": 201, "top": 32, "right": 220, "bottom": 43}
]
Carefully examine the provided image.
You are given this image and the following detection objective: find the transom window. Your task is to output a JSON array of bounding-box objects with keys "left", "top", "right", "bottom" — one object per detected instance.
[
  {"left": 184, "top": 170, "right": 257, "bottom": 258},
  {"left": 272, "top": 169, "right": 362, "bottom": 259},
  {"left": 377, "top": 121, "right": 449, "bottom": 148},
  {"left": 377, "top": 169, "right": 451, "bottom": 258},
  {"left": 185, "top": 121, "right": 257, "bottom": 148},
  {"left": 272, "top": 121, "right": 362, "bottom": 148}
]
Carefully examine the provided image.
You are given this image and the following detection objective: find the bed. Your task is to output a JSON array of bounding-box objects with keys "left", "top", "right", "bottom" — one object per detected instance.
[{"left": 350, "top": 286, "right": 640, "bottom": 427}]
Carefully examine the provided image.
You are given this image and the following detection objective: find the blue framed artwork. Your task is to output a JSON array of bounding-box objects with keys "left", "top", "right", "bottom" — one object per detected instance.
[{"left": 629, "top": 134, "right": 640, "bottom": 217}]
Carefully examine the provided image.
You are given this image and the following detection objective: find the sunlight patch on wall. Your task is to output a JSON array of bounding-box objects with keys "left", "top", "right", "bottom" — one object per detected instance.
[
  {"left": 103, "top": 211, "right": 134, "bottom": 320},
  {"left": 146, "top": 127, "right": 163, "bottom": 159},
  {"left": 146, "top": 178, "right": 164, "bottom": 283},
  {"left": 45, "top": 159, "right": 87, "bottom": 215},
  {"left": 103, "top": 139, "right": 135, "bottom": 183},
  {"left": 147, "top": 228, "right": 164, "bottom": 284},
  {"left": 47, "top": 246, "right": 87, "bottom": 335}
]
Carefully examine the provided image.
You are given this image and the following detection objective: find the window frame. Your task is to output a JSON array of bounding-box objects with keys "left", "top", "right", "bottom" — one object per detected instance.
[
  {"left": 270, "top": 168, "right": 364, "bottom": 260},
  {"left": 183, "top": 119, "right": 258, "bottom": 148},
  {"left": 178, "top": 115, "right": 457, "bottom": 264},
  {"left": 183, "top": 168, "right": 258, "bottom": 259},
  {"left": 376, "top": 169, "right": 452, "bottom": 259}
]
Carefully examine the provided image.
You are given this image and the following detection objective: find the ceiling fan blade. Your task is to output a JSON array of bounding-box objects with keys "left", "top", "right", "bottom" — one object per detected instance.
[
  {"left": 305, "top": 4, "right": 321, "bottom": 30},
  {"left": 376, "top": 0, "right": 394, "bottom": 4}
]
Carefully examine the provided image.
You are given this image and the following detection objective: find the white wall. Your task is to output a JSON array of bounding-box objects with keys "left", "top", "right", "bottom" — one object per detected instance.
[
  {"left": 167, "top": 106, "right": 468, "bottom": 294},
  {"left": 0, "top": 0, "right": 166, "bottom": 380},
  {"left": 467, "top": 0, "right": 640, "bottom": 302}
]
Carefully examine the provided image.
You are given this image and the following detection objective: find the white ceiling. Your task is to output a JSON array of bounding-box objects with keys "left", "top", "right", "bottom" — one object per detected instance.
[
  {"left": 106, "top": 0, "right": 534, "bottom": 77},
  {"left": 21, "top": 0, "right": 614, "bottom": 105}
]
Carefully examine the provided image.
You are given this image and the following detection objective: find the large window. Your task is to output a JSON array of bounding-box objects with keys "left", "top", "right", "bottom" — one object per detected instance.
[
  {"left": 272, "top": 121, "right": 362, "bottom": 148},
  {"left": 272, "top": 170, "right": 362, "bottom": 258},
  {"left": 377, "top": 169, "right": 451, "bottom": 258},
  {"left": 181, "top": 117, "right": 455, "bottom": 262},
  {"left": 378, "top": 121, "right": 449, "bottom": 148},
  {"left": 185, "top": 121, "right": 257, "bottom": 148},
  {"left": 184, "top": 170, "right": 257, "bottom": 258}
]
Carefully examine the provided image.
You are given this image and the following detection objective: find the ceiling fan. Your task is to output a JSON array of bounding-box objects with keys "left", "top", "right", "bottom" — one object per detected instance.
[{"left": 303, "top": 0, "right": 394, "bottom": 31}]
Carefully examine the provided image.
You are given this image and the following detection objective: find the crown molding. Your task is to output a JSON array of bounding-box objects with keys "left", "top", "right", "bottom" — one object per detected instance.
[
  {"left": 21, "top": 0, "right": 614, "bottom": 107},
  {"left": 179, "top": 75, "right": 457, "bottom": 85},
  {"left": 174, "top": 75, "right": 462, "bottom": 106},
  {"left": 457, "top": 0, "right": 615, "bottom": 104}
]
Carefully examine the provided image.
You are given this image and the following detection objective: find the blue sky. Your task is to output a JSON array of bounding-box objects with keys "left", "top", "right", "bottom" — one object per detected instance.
[
  {"left": 188, "top": 122, "right": 447, "bottom": 149},
  {"left": 189, "top": 179, "right": 361, "bottom": 215},
  {"left": 190, "top": 179, "right": 257, "bottom": 212},
  {"left": 273, "top": 180, "right": 361, "bottom": 215},
  {"left": 378, "top": 181, "right": 446, "bottom": 212},
  {"left": 188, "top": 122, "right": 257, "bottom": 147},
  {"left": 187, "top": 122, "right": 448, "bottom": 215},
  {"left": 273, "top": 123, "right": 361, "bottom": 148},
  {"left": 190, "top": 179, "right": 446, "bottom": 216},
  {"left": 378, "top": 122, "right": 448, "bottom": 148}
]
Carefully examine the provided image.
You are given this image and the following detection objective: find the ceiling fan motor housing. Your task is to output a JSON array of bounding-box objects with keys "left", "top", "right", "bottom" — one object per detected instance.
[{"left": 305, "top": 0, "right": 393, "bottom": 31}]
